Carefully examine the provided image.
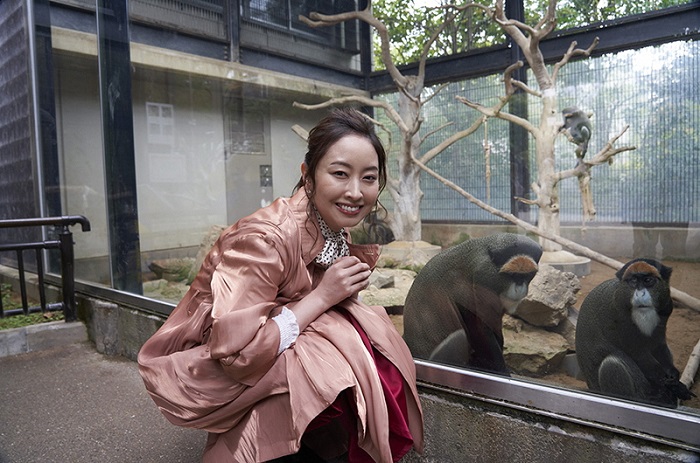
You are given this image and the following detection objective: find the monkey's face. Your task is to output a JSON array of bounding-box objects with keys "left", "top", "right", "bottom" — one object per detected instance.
[
  {"left": 498, "top": 255, "right": 538, "bottom": 314},
  {"left": 619, "top": 260, "right": 672, "bottom": 337}
]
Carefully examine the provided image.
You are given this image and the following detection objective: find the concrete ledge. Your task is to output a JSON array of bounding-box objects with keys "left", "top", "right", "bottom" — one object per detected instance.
[{"left": 0, "top": 321, "right": 88, "bottom": 358}]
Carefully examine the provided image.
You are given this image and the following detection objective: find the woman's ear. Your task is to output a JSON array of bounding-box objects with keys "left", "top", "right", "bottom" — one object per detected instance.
[{"left": 300, "top": 163, "right": 312, "bottom": 194}]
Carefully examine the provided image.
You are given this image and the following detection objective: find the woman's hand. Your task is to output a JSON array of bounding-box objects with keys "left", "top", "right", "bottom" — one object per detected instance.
[
  {"left": 287, "top": 256, "right": 371, "bottom": 332},
  {"left": 316, "top": 256, "right": 371, "bottom": 306}
]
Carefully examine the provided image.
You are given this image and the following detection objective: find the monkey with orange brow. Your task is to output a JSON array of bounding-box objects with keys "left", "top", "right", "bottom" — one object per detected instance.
[
  {"left": 576, "top": 258, "right": 695, "bottom": 408},
  {"left": 402, "top": 233, "right": 542, "bottom": 375}
]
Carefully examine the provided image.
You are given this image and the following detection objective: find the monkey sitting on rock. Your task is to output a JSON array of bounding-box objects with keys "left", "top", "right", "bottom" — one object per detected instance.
[
  {"left": 402, "top": 233, "right": 542, "bottom": 375},
  {"left": 575, "top": 258, "right": 694, "bottom": 408}
]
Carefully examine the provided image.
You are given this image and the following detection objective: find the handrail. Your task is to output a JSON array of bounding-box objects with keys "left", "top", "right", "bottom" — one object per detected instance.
[
  {"left": 0, "top": 215, "right": 91, "bottom": 232},
  {"left": 0, "top": 215, "right": 91, "bottom": 322}
]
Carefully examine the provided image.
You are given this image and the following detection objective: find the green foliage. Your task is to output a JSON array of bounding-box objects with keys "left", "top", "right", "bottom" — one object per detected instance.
[
  {"left": 0, "top": 312, "right": 64, "bottom": 331},
  {"left": 526, "top": 0, "right": 687, "bottom": 30},
  {"left": 0, "top": 283, "right": 62, "bottom": 331},
  {"left": 350, "top": 227, "right": 371, "bottom": 245},
  {"left": 401, "top": 263, "right": 425, "bottom": 274},
  {"left": 372, "top": 0, "right": 687, "bottom": 70},
  {"left": 371, "top": 0, "right": 502, "bottom": 69},
  {"left": 1, "top": 283, "right": 10, "bottom": 309}
]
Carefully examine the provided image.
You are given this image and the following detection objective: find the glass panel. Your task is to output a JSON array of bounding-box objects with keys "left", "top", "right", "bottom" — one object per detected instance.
[
  {"left": 242, "top": 0, "right": 359, "bottom": 50},
  {"left": 12, "top": 0, "right": 700, "bottom": 447},
  {"left": 246, "top": 0, "right": 289, "bottom": 27},
  {"left": 54, "top": 52, "right": 111, "bottom": 284},
  {"left": 49, "top": 19, "right": 330, "bottom": 298},
  {"left": 377, "top": 39, "right": 699, "bottom": 414}
]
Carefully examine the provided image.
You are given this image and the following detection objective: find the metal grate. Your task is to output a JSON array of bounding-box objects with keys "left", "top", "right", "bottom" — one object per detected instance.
[{"left": 378, "top": 40, "right": 699, "bottom": 226}]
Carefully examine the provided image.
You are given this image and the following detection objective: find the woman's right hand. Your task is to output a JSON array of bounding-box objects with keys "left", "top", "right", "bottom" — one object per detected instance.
[
  {"left": 315, "top": 256, "right": 372, "bottom": 307},
  {"left": 287, "top": 256, "right": 371, "bottom": 331}
]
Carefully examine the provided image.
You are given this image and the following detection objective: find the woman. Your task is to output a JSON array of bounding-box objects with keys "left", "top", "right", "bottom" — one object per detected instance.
[{"left": 138, "top": 107, "right": 424, "bottom": 462}]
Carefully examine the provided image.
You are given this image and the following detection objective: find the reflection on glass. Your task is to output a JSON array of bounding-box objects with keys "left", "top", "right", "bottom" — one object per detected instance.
[{"left": 31, "top": 0, "right": 700, "bottom": 419}]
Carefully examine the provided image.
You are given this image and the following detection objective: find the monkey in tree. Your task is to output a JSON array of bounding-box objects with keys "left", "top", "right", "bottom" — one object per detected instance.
[
  {"left": 402, "top": 233, "right": 542, "bottom": 375},
  {"left": 575, "top": 258, "right": 694, "bottom": 408},
  {"left": 561, "top": 106, "right": 592, "bottom": 163}
]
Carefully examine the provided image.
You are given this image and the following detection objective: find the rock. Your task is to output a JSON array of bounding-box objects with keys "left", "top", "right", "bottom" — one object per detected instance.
[
  {"left": 549, "top": 306, "right": 579, "bottom": 350},
  {"left": 377, "top": 240, "right": 441, "bottom": 269},
  {"left": 187, "top": 225, "right": 226, "bottom": 284},
  {"left": 143, "top": 279, "right": 188, "bottom": 304},
  {"left": 515, "top": 265, "right": 580, "bottom": 328},
  {"left": 369, "top": 270, "right": 395, "bottom": 289},
  {"left": 148, "top": 258, "right": 195, "bottom": 282},
  {"left": 503, "top": 315, "right": 570, "bottom": 376},
  {"left": 360, "top": 268, "right": 416, "bottom": 311}
]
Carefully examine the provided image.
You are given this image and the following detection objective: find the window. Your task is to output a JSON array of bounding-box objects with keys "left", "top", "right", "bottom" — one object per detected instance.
[{"left": 242, "top": 0, "right": 360, "bottom": 51}]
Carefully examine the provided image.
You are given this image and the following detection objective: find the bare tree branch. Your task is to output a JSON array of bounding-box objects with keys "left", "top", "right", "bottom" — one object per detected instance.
[
  {"left": 293, "top": 97, "right": 411, "bottom": 134},
  {"left": 456, "top": 95, "right": 538, "bottom": 135},
  {"left": 585, "top": 124, "right": 636, "bottom": 166},
  {"left": 421, "top": 121, "right": 455, "bottom": 146},
  {"left": 419, "top": 116, "right": 486, "bottom": 164},
  {"left": 299, "top": 3, "right": 409, "bottom": 91},
  {"left": 681, "top": 338, "right": 700, "bottom": 389},
  {"left": 291, "top": 124, "right": 308, "bottom": 141},
  {"left": 552, "top": 37, "right": 600, "bottom": 83}
]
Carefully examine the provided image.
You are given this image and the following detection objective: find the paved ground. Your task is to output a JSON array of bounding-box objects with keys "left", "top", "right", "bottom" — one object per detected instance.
[{"left": 0, "top": 341, "right": 207, "bottom": 463}]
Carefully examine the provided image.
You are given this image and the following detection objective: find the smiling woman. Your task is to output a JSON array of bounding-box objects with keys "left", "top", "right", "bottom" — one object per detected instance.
[{"left": 138, "top": 108, "right": 424, "bottom": 463}]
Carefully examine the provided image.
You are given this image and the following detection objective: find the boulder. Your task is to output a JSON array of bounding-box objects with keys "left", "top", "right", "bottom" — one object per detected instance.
[
  {"left": 503, "top": 315, "right": 570, "bottom": 376},
  {"left": 377, "top": 240, "right": 441, "bottom": 270},
  {"left": 148, "top": 258, "right": 195, "bottom": 282},
  {"left": 360, "top": 268, "right": 417, "bottom": 311},
  {"left": 515, "top": 265, "right": 580, "bottom": 328}
]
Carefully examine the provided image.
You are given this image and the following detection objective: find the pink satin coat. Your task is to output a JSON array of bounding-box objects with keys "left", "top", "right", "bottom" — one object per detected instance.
[{"left": 137, "top": 189, "right": 424, "bottom": 462}]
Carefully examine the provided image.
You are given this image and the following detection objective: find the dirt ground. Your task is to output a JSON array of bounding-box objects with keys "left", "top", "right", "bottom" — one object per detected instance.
[{"left": 537, "top": 258, "right": 700, "bottom": 409}]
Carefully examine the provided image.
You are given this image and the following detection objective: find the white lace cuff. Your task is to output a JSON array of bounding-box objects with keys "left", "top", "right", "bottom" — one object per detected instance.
[{"left": 272, "top": 306, "right": 299, "bottom": 355}]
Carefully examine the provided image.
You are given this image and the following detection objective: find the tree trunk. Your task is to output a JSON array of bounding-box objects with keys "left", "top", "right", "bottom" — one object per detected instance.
[
  {"left": 535, "top": 95, "right": 563, "bottom": 252},
  {"left": 388, "top": 81, "right": 424, "bottom": 241}
]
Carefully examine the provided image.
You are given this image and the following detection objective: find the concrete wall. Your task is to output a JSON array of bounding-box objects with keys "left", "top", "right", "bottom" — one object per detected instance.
[
  {"left": 422, "top": 223, "right": 700, "bottom": 259},
  {"left": 401, "top": 387, "right": 698, "bottom": 463}
]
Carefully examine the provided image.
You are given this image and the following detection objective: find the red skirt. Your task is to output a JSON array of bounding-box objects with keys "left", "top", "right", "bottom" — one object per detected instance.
[{"left": 306, "top": 311, "right": 414, "bottom": 463}]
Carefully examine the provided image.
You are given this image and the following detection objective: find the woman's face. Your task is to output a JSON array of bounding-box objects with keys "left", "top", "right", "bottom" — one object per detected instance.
[{"left": 304, "top": 134, "right": 380, "bottom": 232}]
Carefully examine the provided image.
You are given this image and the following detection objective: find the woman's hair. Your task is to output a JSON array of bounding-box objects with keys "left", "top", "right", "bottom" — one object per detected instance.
[{"left": 294, "top": 107, "right": 387, "bottom": 197}]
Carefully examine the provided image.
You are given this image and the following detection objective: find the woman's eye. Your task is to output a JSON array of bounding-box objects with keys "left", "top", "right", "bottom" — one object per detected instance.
[
  {"left": 364, "top": 175, "right": 377, "bottom": 182},
  {"left": 333, "top": 171, "right": 347, "bottom": 178}
]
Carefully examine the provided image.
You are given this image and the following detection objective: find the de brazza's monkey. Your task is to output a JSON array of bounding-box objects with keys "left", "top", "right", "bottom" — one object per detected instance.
[
  {"left": 402, "top": 233, "right": 542, "bottom": 375},
  {"left": 561, "top": 106, "right": 592, "bottom": 162},
  {"left": 575, "top": 258, "right": 694, "bottom": 408}
]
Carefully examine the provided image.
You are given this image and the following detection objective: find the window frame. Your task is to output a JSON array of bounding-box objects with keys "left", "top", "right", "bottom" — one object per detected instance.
[{"left": 416, "top": 360, "right": 700, "bottom": 451}]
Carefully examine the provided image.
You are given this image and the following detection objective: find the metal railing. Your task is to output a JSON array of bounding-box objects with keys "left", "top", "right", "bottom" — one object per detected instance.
[{"left": 0, "top": 216, "right": 91, "bottom": 322}]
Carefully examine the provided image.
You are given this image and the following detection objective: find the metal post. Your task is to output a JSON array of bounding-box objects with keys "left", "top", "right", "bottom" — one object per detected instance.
[
  {"left": 16, "top": 250, "right": 28, "bottom": 315},
  {"left": 57, "top": 225, "right": 76, "bottom": 322},
  {"left": 96, "top": 0, "right": 143, "bottom": 294},
  {"left": 505, "top": 0, "right": 531, "bottom": 221}
]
